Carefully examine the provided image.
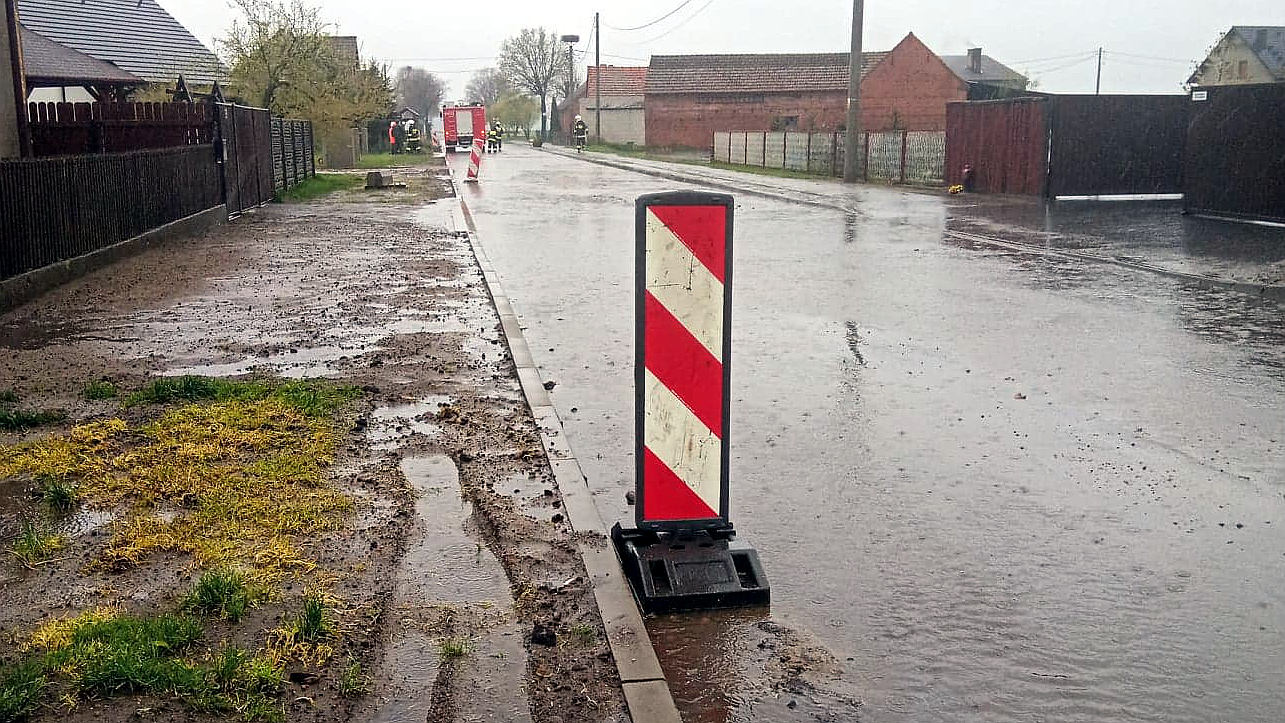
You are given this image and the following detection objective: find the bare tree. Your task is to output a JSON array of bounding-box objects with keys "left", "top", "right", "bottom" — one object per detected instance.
[
  {"left": 465, "top": 68, "right": 510, "bottom": 107},
  {"left": 498, "top": 27, "right": 565, "bottom": 138},
  {"left": 394, "top": 66, "right": 444, "bottom": 115}
]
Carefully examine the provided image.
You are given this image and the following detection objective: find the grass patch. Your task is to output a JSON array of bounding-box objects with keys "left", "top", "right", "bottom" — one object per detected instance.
[
  {"left": 9, "top": 519, "right": 65, "bottom": 567},
  {"left": 355, "top": 152, "right": 434, "bottom": 169},
  {"left": 438, "top": 637, "right": 469, "bottom": 660},
  {"left": 276, "top": 174, "right": 364, "bottom": 203},
  {"left": 295, "top": 595, "right": 331, "bottom": 642},
  {"left": 563, "top": 623, "right": 597, "bottom": 647},
  {"left": 337, "top": 659, "right": 369, "bottom": 698},
  {"left": 0, "top": 378, "right": 359, "bottom": 582},
  {"left": 38, "top": 474, "right": 78, "bottom": 513},
  {"left": 83, "top": 380, "right": 119, "bottom": 401},
  {"left": 265, "top": 594, "right": 336, "bottom": 668},
  {"left": 0, "top": 408, "right": 66, "bottom": 432},
  {"left": 0, "top": 660, "right": 47, "bottom": 722},
  {"left": 188, "top": 568, "right": 263, "bottom": 623},
  {"left": 5, "top": 610, "right": 285, "bottom": 722},
  {"left": 709, "top": 159, "right": 836, "bottom": 181},
  {"left": 0, "top": 390, "right": 17, "bottom": 404}
]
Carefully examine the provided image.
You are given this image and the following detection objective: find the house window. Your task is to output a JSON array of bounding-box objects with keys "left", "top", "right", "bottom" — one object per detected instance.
[{"left": 1237, "top": 60, "right": 1248, "bottom": 79}]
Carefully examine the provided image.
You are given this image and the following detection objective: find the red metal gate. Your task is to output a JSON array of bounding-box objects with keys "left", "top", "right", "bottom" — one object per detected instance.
[{"left": 945, "top": 98, "right": 1049, "bottom": 196}]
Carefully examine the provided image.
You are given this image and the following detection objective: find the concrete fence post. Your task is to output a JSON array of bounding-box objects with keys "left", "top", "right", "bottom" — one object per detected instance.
[{"left": 899, "top": 131, "right": 908, "bottom": 185}]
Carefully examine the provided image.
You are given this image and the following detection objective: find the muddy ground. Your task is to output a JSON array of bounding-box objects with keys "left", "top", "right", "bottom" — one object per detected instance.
[{"left": 0, "top": 159, "right": 626, "bottom": 722}]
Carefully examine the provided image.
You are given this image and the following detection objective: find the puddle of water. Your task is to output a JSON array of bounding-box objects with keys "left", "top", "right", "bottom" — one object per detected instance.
[
  {"left": 363, "top": 454, "right": 523, "bottom": 723},
  {"left": 367, "top": 396, "right": 453, "bottom": 451}
]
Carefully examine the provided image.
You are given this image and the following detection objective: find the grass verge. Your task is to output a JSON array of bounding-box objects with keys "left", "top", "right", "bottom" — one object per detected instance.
[
  {"left": 1, "top": 377, "right": 360, "bottom": 582},
  {"left": 355, "top": 152, "right": 435, "bottom": 169},
  {"left": 276, "top": 174, "right": 364, "bottom": 203},
  {"left": 2, "top": 609, "right": 285, "bottom": 723}
]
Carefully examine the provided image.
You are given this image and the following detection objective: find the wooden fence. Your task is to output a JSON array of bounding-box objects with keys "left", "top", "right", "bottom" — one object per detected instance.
[
  {"left": 0, "top": 146, "right": 223, "bottom": 280},
  {"left": 713, "top": 130, "right": 946, "bottom": 185},
  {"left": 27, "top": 102, "right": 214, "bottom": 156}
]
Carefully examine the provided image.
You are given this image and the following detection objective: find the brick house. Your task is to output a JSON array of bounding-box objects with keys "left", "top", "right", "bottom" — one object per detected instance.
[
  {"left": 559, "top": 66, "right": 648, "bottom": 145},
  {"left": 645, "top": 33, "right": 1025, "bottom": 149}
]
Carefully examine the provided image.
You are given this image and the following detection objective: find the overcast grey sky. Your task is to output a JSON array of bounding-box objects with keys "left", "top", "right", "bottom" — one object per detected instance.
[{"left": 163, "top": 0, "right": 1281, "bottom": 97}]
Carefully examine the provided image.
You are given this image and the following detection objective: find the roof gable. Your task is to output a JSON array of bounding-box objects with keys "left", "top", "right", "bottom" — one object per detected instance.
[
  {"left": 16, "top": 0, "right": 224, "bottom": 85},
  {"left": 1232, "top": 26, "right": 1285, "bottom": 77},
  {"left": 646, "top": 51, "right": 888, "bottom": 94},
  {"left": 20, "top": 24, "right": 142, "bottom": 86},
  {"left": 587, "top": 66, "right": 648, "bottom": 96}
]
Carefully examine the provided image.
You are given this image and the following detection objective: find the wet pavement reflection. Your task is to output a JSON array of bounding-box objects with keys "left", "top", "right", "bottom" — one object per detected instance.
[{"left": 466, "top": 146, "right": 1285, "bottom": 722}]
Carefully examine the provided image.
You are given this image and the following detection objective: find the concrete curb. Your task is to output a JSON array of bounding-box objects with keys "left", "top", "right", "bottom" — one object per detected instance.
[
  {"left": 444, "top": 169, "right": 683, "bottom": 723},
  {"left": 545, "top": 147, "right": 1285, "bottom": 307},
  {"left": 0, "top": 204, "right": 228, "bottom": 315}
]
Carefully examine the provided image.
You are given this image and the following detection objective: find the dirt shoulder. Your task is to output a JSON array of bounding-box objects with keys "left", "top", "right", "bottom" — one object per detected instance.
[{"left": 0, "top": 159, "right": 626, "bottom": 723}]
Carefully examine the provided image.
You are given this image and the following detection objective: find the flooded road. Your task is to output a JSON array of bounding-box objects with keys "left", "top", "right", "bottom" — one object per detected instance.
[{"left": 464, "top": 146, "right": 1285, "bottom": 722}]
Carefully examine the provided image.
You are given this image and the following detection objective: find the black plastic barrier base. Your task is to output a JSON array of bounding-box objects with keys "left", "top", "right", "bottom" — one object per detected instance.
[{"left": 611, "top": 523, "right": 770, "bottom": 614}]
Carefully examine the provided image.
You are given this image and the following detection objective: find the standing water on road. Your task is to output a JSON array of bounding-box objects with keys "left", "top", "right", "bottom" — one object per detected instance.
[{"left": 466, "top": 146, "right": 1285, "bottom": 722}]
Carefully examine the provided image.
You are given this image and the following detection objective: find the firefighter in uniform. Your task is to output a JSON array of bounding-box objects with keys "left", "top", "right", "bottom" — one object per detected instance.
[
  {"left": 486, "top": 123, "right": 499, "bottom": 153},
  {"left": 493, "top": 121, "right": 504, "bottom": 152},
  {"left": 573, "top": 115, "right": 589, "bottom": 152}
]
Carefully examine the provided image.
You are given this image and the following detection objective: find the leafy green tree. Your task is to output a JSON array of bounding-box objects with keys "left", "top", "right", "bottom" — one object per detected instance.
[{"left": 492, "top": 93, "right": 540, "bottom": 138}]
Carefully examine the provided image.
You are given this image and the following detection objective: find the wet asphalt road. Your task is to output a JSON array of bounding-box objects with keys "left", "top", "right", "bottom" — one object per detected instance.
[{"left": 460, "top": 145, "right": 1285, "bottom": 722}]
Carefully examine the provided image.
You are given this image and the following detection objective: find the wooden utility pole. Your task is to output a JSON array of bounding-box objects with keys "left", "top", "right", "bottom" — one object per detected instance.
[
  {"left": 2, "top": 0, "right": 30, "bottom": 158},
  {"left": 842, "top": 0, "right": 863, "bottom": 183},
  {"left": 1095, "top": 47, "right": 1103, "bottom": 94},
  {"left": 595, "top": 12, "right": 602, "bottom": 144}
]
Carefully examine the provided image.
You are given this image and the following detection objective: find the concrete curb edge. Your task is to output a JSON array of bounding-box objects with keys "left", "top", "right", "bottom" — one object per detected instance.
[
  {"left": 444, "top": 165, "right": 683, "bottom": 723},
  {"left": 0, "top": 205, "right": 229, "bottom": 315}
]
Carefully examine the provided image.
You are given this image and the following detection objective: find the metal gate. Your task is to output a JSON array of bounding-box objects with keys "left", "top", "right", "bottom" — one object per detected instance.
[
  {"left": 1047, "top": 95, "right": 1187, "bottom": 197},
  {"left": 215, "top": 103, "right": 274, "bottom": 215},
  {"left": 1185, "top": 83, "right": 1285, "bottom": 223},
  {"left": 945, "top": 98, "right": 1049, "bottom": 196}
]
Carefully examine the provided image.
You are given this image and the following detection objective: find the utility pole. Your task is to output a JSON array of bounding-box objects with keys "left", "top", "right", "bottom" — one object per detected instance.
[
  {"left": 842, "top": 0, "right": 864, "bottom": 183},
  {"left": 2, "top": 0, "right": 30, "bottom": 158},
  {"left": 1095, "top": 47, "right": 1102, "bottom": 95},
  {"left": 594, "top": 12, "right": 602, "bottom": 144}
]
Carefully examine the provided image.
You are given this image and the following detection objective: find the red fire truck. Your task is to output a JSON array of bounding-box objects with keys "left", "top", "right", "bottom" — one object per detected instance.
[{"left": 441, "top": 104, "right": 487, "bottom": 153}]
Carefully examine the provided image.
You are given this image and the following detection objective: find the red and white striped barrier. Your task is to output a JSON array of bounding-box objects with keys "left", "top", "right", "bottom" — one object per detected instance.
[
  {"left": 635, "top": 192, "right": 734, "bottom": 528},
  {"left": 465, "top": 137, "right": 484, "bottom": 182}
]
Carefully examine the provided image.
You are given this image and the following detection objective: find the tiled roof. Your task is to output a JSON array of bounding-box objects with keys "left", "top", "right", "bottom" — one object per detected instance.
[
  {"left": 20, "top": 24, "right": 142, "bottom": 86},
  {"left": 646, "top": 52, "right": 888, "bottom": 94},
  {"left": 16, "top": 0, "right": 224, "bottom": 85},
  {"left": 587, "top": 66, "right": 648, "bottom": 96},
  {"left": 940, "top": 54, "right": 1028, "bottom": 86},
  {"left": 1233, "top": 26, "right": 1285, "bottom": 78}
]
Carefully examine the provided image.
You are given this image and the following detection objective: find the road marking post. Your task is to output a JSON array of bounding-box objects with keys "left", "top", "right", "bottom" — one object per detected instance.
[
  {"left": 611, "top": 191, "right": 770, "bottom": 613},
  {"left": 465, "top": 137, "right": 484, "bottom": 182}
]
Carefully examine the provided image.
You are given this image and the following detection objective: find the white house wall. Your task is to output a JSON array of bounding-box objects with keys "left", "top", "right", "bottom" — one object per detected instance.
[{"left": 578, "top": 94, "right": 646, "bottom": 145}]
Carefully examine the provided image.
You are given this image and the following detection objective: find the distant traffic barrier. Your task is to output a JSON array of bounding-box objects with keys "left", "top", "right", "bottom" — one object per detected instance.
[{"left": 713, "top": 130, "right": 945, "bottom": 186}]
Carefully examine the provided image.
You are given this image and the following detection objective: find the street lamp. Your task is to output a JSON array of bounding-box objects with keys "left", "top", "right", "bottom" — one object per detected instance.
[{"left": 560, "top": 34, "right": 579, "bottom": 140}]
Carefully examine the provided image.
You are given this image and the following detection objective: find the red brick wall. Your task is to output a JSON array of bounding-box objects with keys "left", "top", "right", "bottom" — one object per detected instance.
[
  {"left": 644, "top": 33, "right": 969, "bottom": 148},
  {"left": 859, "top": 33, "right": 968, "bottom": 132},
  {"left": 645, "top": 91, "right": 847, "bottom": 149}
]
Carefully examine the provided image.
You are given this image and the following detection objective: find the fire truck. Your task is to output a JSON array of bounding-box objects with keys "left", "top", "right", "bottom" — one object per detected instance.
[{"left": 440, "top": 104, "right": 487, "bottom": 153}]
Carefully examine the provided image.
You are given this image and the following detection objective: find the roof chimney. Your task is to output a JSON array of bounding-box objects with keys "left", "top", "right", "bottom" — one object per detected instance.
[{"left": 968, "top": 47, "right": 982, "bottom": 74}]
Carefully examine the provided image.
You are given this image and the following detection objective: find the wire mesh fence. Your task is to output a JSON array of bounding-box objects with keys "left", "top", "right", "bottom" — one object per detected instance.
[{"left": 713, "top": 130, "right": 945, "bottom": 185}]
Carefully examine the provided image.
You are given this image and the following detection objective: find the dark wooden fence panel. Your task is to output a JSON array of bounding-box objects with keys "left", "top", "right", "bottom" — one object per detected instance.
[
  {"left": 1185, "top": 84, "right": 1285, "bottom": 224},
  {"left": 945, "top": 98, "right": 1049, "bottom": 195},
  {"left": 0, "top": 146, "right": 222, "bottom": 280},
  {"left": 1047, "top": 95, "right": 1187, "bottom": 197},
  {"left": 28, "top": 102, "right": 213, "bottom": 157},
  {"left": 216, "top": 103, "right": 277, "bottom": 215}
]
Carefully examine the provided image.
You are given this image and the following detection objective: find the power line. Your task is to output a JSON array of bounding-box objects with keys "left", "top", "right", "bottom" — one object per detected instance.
[
  {"left": 1009, "top": 50, "right": 1098, "bottom": 66},
  {"left": 1103, "top": 50, "right": 1193, "bottom": 65},
  {"left": 632, "top": 0, "right": 716, "bottom": 45},
  {"left": 1027, "top": 54, "right": 1098, "bottom": 76},
  {"left": 605, "top": 0, "right": 699, "bottom": 32}
]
